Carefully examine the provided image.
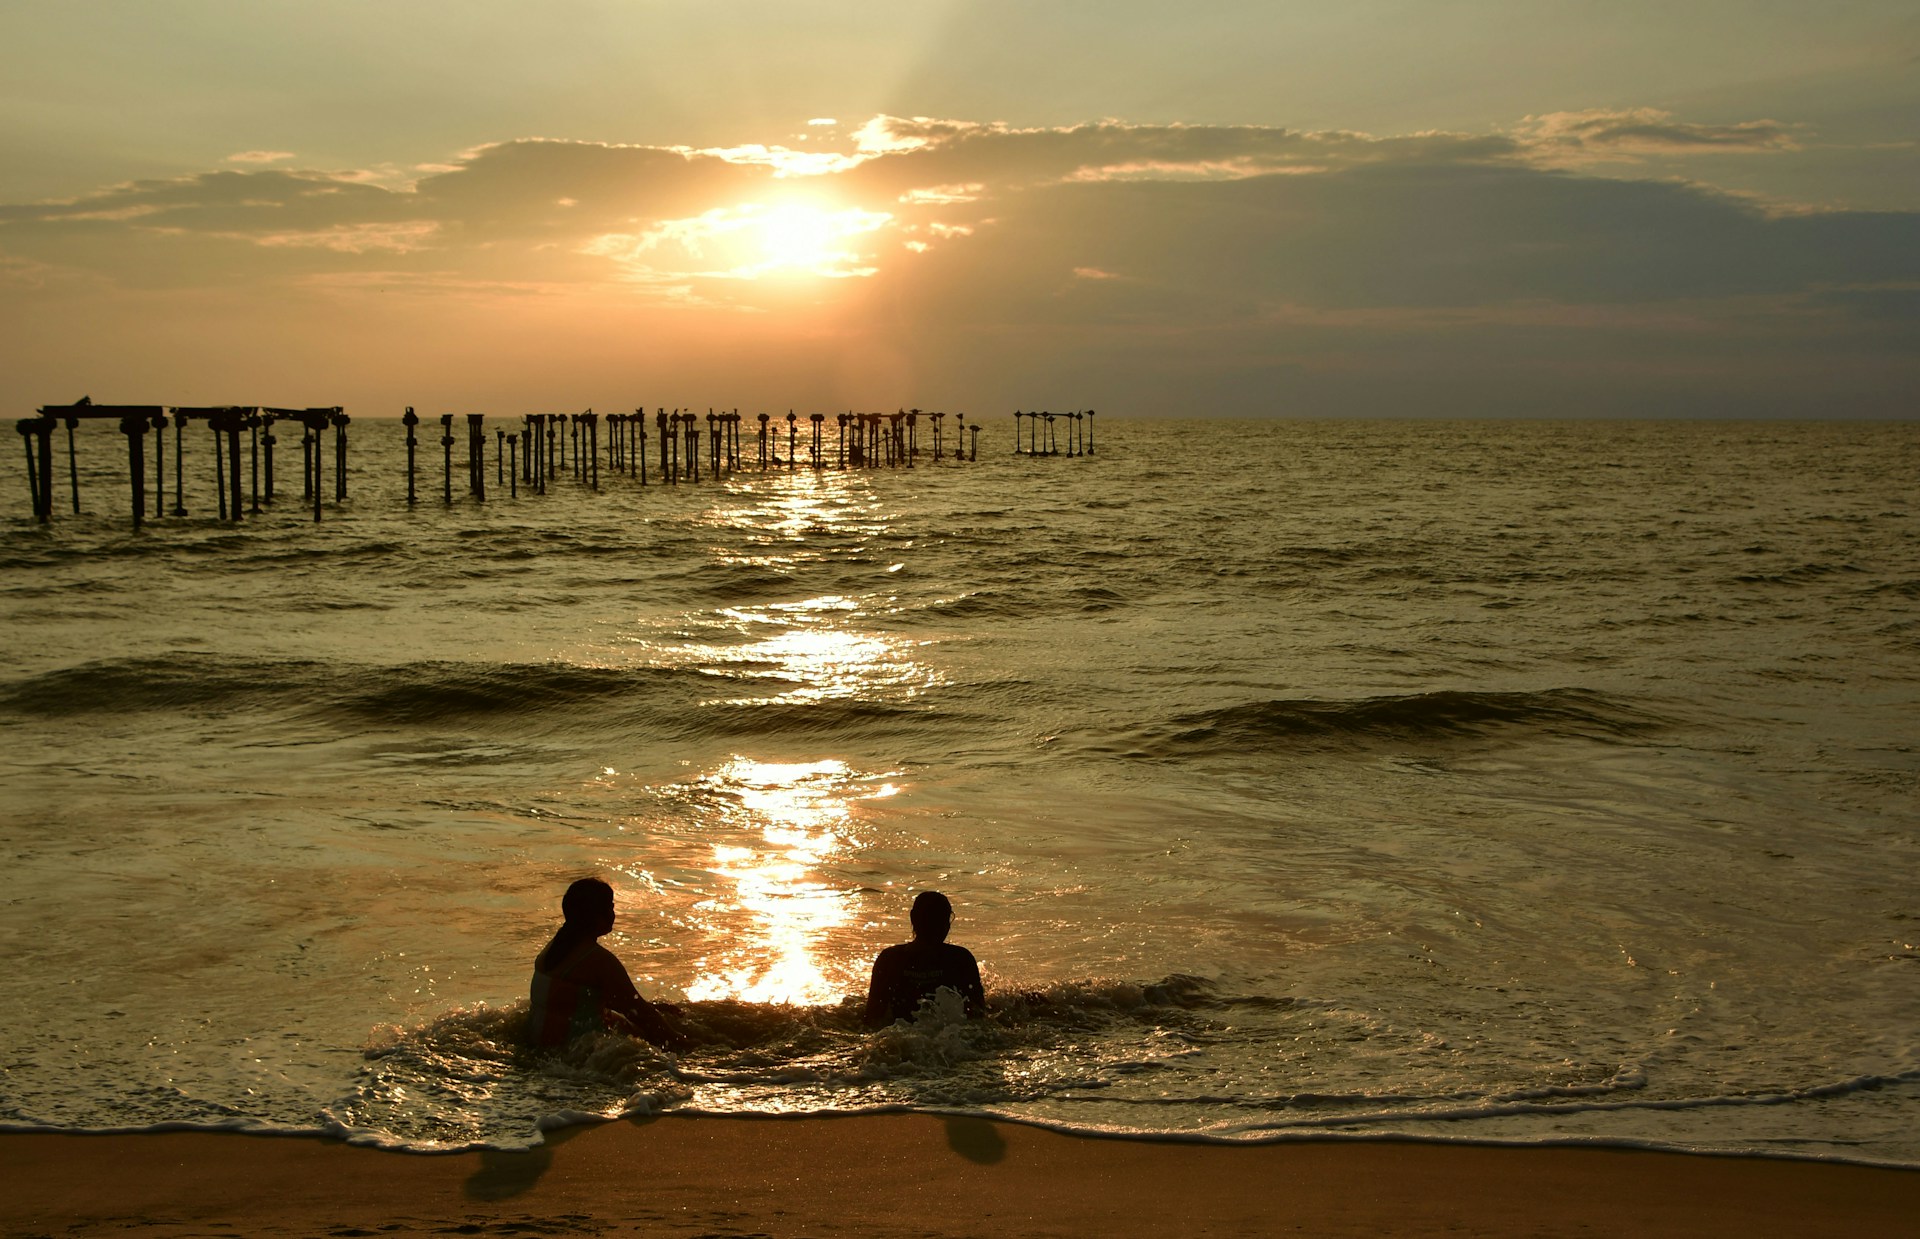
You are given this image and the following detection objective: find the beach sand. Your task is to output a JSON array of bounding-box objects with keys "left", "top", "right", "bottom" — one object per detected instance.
[{"left": 5, "top": 1114, "right": 1916, "bottom": 1237}]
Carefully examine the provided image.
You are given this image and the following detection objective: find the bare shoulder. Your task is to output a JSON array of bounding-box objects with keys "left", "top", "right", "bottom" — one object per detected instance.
[{"left": 575, "top": 941, "right": 631, "bottom": 981}]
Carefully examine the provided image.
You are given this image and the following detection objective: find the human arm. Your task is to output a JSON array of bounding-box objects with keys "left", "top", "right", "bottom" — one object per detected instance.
[
  {"left": 955, "top": 946, "right": 987, "bottom": 1018},
  {"left": 581, "top": 944, "right": 684, "bottom": 1047},
  {"left": 863, "top": 947, "right": 899, "bottom": 1028}
]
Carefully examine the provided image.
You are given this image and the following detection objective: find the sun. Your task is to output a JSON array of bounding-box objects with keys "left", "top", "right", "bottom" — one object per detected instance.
[
  {"left": 603, "top": 199, "right": 894, "bottom": 281},
  {"left": 756, "top": 204, "right": 839, "bottom": 270},
  {"left": 729, "top": 201, "right": 891, "bottom": 278}
]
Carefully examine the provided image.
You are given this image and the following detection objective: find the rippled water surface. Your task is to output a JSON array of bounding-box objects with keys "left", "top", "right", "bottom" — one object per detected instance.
[{"left": 2, "top": 417, "right": 1916, "bottom": 1162}]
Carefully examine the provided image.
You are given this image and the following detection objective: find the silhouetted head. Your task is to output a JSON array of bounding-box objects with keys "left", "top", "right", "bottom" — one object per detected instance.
[
  {"left": 561, "top": 877, "right": 615, "bottom": 932},
  {"left": 910, "top": 890, "right": 953, "bottom": 942}
]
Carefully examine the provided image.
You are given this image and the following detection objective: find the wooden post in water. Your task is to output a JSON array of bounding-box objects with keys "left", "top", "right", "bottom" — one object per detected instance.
[
  {"left": 1085, "top": 409, "right": 1095, "bottom": 454},
  {"left": 310, "top": 412, "right": 324, "bottom": 523},
  {"left": 63, "top": 416, "right": 80, "bottom": 514},
  {"left": 403, "top": 408, "right": 418, "bottom": 505},
  {"left": 172, "top": 413, "right": 187, "bottom": 515},
  {"left": 248, "top": 412, "right": 262, "bottom": 513},
  {"left": 508, "top": 433, "right": 518, "bottom": 497},
  {"left": 120, "top": 413, "right": 147, "bottom": 530},
  {"left": 497, "top": 428, "right": 505, "bottom": 488},
  {"left": 467, "top": 414, "right": 486, "bottom": 502},
  {"left": 636, "top": 409, "right": 649, "bottom": 484},
  {"left": 213, "top": 418, "right": 228, "bottom": 521},
  {"left": 152, "top": 411, "right": 167, "bottom": 518},
  {"left": 587, "top": 411, "right": 599, "bottom": 490},
  {"left": 785, "top": 412, "right": 797, "bottom": 470},
  {"left": 969, "top": 422, "right": 980, "bottom": 461},
  {"left": 440, "top": 414, "right": 454, "bottom": 505},
  {"left": 39, "top": 416, "right": 55, "bottom": 518},
  {"left": 301, "top": 420, "right": 314, "bottom": 503},
  {"left": 224, "top": 410, "right": 245, "bottom": 522},
  {"left": 18, "top": 421, "right": 40, "bottom": 522},
  {"left": 16, "top": 422, "right": 35, "bottom": 521},
  {"left": 22, "top": 418, "right": 52, "bottom": 522}
]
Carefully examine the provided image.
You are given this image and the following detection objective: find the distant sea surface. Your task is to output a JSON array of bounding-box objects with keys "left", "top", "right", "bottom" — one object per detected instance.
[{"left": 2, "top": 417, "right": 1916, "bottom": 1165}]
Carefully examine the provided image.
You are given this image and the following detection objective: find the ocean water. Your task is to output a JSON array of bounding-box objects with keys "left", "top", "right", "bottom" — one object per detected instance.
[{"left": 1, "top": 416, "right": 1916, "bottom": 1165}]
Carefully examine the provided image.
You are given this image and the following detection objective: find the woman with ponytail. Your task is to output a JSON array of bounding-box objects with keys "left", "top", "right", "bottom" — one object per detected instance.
[{"left": 528, "top": 877, "right": 683, "bottom": 1048}]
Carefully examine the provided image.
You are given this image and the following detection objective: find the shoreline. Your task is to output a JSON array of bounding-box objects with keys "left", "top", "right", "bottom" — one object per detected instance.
[{"left": 7, "top": 1113, "right": 1919, "bottom": 1237}]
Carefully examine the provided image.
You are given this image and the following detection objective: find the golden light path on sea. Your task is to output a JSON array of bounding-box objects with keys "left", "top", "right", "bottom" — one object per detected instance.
[
  {"left": 608, "top": 479, "right": 927, "bottom": 1005},
  {"left": 683, "top": 756, "right": 895, "bottom": 1005}
]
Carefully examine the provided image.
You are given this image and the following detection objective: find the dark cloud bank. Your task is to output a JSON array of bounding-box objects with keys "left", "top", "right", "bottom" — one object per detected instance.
[{"left": 2, "top": 117, "right": 1914, "bottom": 416}]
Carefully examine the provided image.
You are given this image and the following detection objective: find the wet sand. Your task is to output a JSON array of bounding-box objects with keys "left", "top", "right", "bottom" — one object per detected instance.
[{"left": 5, "top": 1114, "right": 1917, "bottom": 1237}]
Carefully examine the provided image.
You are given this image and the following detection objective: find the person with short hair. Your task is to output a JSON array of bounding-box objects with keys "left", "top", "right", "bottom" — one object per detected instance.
[
  {"left": 863, "top": 890, "right": 987, "bottom": 1027},
  {"left": 528, "top": 877, "right": 683, "bottom": 1048}
]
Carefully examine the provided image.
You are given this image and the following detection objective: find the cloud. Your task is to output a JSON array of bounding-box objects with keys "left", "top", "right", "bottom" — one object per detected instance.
[
  {"left": 225, "top": 150, "right": 296, "bottom": 165},
  {"left": 0, "top": 112, "right": 1913, "bottom": 415},
  {"left": 0, "top": 116, "right": 1896, "bottom": 307},
  {"left": 1520, "top": 109, "right": 1799, "bottom": 162}
]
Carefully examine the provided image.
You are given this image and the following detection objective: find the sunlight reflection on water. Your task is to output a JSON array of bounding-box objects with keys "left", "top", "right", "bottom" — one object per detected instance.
[{"left": 681, "top": 756, "right": 895, "bottom": 1005}]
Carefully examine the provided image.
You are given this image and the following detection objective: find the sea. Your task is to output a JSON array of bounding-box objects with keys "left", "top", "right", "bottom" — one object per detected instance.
[{"left": 2, "top": 415, "right": 1916, "bottom": 1167}]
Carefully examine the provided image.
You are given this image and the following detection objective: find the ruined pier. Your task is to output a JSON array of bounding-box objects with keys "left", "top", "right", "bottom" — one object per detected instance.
[{"left": 18, "top": 400, "right": 1097, "bottom": 528}]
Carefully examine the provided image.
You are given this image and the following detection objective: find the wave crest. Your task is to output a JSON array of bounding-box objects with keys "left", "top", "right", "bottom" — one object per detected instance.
[{"left": 1146, "top": 688, "right": 1666, "bottom": 755}]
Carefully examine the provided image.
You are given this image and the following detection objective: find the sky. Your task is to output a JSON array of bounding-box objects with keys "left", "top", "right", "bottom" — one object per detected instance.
[{"left": 1, "top": 2, "right": 1916, "bottom": 419}]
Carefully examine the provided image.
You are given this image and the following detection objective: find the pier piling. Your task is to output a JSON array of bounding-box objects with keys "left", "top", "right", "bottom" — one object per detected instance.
[
  {"left": 120, "top": 413, "right": 146, "bottom": 529},
  {"left": 440, "top": 414, "right": 454, "bottom": 505},
  {"left": 403, "top": 409, "right": 418, "bottom": 505},
  {"left": 152, "top": 411, "right": 167, "bottom": 518},
  {"left": 16, "top": 392, "right": 1090, "bottom": 530}
]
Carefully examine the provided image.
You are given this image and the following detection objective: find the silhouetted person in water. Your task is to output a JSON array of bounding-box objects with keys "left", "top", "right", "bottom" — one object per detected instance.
[
  {"left": 864, "top": 890, "right": 987, "bottom": 1027},
  {"left": 529, "top": 877, "right": 683, "bottom": 1049}
]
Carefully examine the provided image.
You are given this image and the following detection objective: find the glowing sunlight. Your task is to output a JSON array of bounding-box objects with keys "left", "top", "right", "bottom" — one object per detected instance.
[
  {"left": 587, "top": 200, "right": 895, "bottom": 283},
  {"left": 682, "top": 757, "right": 881, "bottom": 1006}
]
